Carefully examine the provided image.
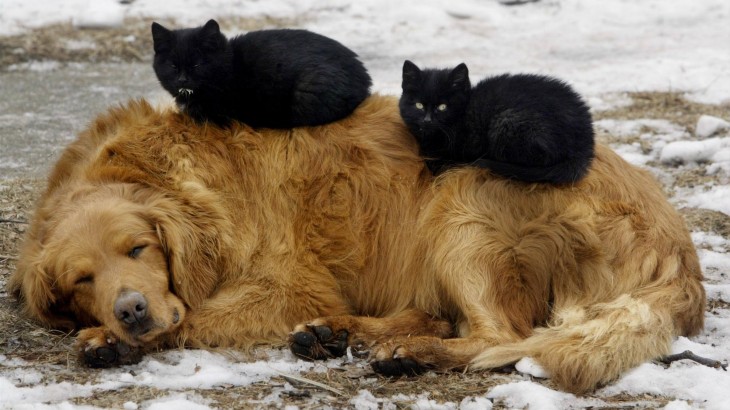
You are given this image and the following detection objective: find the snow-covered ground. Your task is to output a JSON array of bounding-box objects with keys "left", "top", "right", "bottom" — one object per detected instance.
[
  {"left": 1, "top": 0, "right": 729, "bottom": 409},
  {"left": 2, "top": 0, "right": 729, "bottom": 104}
]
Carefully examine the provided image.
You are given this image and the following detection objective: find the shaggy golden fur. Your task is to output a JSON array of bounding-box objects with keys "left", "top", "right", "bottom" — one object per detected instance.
[{"left": 9, "top": 95, "right": 704, "bottom": 393}]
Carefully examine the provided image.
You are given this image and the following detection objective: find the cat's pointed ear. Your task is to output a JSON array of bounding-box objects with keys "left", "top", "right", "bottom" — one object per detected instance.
[
  {"left": 199, "top": 19, "right": 225, "bottom": 51},
  {"left": 201, "top": 19, "right": 221, "bottom": 36},
  {"left": 450, "top": 63, "right": 470, "bottom": 90},
  {"left": 151, "top": 22, "right": 173, "bottom": 54},
  {"left": 402, "top": 60, "right": 422, "bottom": 90}
]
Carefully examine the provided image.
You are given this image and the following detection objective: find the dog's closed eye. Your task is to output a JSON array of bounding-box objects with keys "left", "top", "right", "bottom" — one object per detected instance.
[
  {"left": 128, "top": 245, "right": 147, "bottom": 259},
  {"left": 75, "top": 274, "right": 94, "bottom": 286}
]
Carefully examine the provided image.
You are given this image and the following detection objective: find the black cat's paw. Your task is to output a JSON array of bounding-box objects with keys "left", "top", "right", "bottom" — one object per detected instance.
[{"left": 289, "top": 324, "right": 349, "bottom": 360}]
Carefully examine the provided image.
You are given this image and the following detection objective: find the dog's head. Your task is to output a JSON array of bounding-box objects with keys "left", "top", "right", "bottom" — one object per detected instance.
[{"left": 9, "top": 182, "right": 224, "bottom": 346}]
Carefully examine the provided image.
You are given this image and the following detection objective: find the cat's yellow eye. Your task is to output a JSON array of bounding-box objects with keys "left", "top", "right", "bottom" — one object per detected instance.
[
  {"left": 415, "top": 102, "right": 424, "bottom": 110},
  {"left": 438, "top": 104, "right": 447, "bottom": 111}
]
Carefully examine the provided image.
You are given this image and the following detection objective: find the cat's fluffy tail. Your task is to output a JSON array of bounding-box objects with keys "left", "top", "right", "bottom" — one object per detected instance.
[
  {"left": 471, "top": 293, "right": 680, "bottom": 393},
  {"left": 472, "top": 155, "right": 594, "bottom": 184}
]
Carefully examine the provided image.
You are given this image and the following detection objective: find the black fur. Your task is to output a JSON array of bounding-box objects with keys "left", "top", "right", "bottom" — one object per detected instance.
[
  {"left": 399, "top": 60, "right": 595, "bottom": 184},
  {"left": 151, "top": 20, "right": 372, "bottom": 128}
]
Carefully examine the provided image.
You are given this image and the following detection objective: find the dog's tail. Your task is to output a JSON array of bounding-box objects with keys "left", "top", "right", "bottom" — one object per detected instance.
[{"left": 471, "top": 288, "right": 703, "bottom": 393}]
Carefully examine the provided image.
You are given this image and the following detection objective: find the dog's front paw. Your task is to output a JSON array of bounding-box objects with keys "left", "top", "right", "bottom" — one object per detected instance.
[
  {"left": 77, "top": 327, "right": 143, "bottom": 368},
  {"left": 370, "top": 341, "right": 434, "bottom": 377},
  {"left": 288, "top": 322, "right": 351, "bottom": 360}
]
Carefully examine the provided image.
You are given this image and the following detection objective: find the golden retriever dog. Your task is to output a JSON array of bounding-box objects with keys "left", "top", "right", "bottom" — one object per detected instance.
[{"left": 9, "top": 95, "right": 705, "bottom": 393}]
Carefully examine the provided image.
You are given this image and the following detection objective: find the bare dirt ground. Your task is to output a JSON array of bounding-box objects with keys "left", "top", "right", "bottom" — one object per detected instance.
[{"left": 1, "top": 19, "right": 729, "bottom": 409}]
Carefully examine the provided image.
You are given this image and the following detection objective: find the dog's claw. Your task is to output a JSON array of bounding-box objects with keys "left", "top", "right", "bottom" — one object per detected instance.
[
  {"left": 352, "top": 340, "right": 371, "bottom": 358},
  {"left": 292, "top": 331, "right": 317, "bottom": 345},
  {"left": 79, "top": 335, "right": 143, "bottom": 368},
  {"left": 289, "top": 325, "right": 349, "bottom": 360},
  {"left": 92, "top": 346, "right": 117, "bottom": 365},
  {"left": 370, "top": 345, "right": 433, "bottom": 377},
  {"left": 371, "top": 356, "right": 429, "bottom": 377},
  {"left": 312, "top": 325, "right": 333, "bottom": 341}
]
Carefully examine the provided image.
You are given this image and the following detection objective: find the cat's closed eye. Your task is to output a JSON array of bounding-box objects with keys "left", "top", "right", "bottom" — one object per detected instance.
[
  {"left": 415, "top": 102, "right": 424, "bottom": 110},
  {"left": 438, "top": 104, "right": 447, "bottom": 111}
]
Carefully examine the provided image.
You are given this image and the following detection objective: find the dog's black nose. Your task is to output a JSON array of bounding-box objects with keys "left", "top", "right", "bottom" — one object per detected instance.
[{"left": 114, "top": 291, "right": 148, "bottom": 325}]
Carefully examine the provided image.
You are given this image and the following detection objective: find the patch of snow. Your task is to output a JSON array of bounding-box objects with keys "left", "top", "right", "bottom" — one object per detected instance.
[
  {"left": 601, "top": 362, "right": 730, "bottom": 410},
  {"left": 595, "top": 119, "right": 688, "bottom": 141},
  {"left": 143, "top": 393, "right": 212, "bottom": 410},
  {"left": 72, "top": 0, "right": 125, "bottom": 29},
  {"left": 459, "top": 396, "right": 494, "bottom": 410},
  {"left": 350, "top": 390, "right": 382, "bottom": 410},
  {"left": 679, "top": 185, "right": 730, "bottom": 216},
  {"left": 488, "top": 380, "right": 606, "bottom": 410},
  {"left": 613, "top": 143, "right": 652, "bottom": 166},
  {"left": 663, "top": 400, "right": 695, "bottom": 410},
  {"left": 660, "top": 137, "right": 730, "bottom": 167},
  {"left": 123, "top": 402, "right": 139, "bottom": 410},
  {"left": 6, "top": 61, "right": 62, "bottom": 72},
  {"left": 692, "top": 232, "right": 729, "bottom": 252},
  {"left": 696, "top": 115, "right": 730, "bottom": 139}
]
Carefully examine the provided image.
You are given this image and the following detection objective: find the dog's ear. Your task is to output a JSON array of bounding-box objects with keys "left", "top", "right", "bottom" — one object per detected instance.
[
  {"left": 137, "top": 184, "right": 229, "bottom": 310},
  {"left": 9, "top": 242, "right": 75, "bottom": 330}
]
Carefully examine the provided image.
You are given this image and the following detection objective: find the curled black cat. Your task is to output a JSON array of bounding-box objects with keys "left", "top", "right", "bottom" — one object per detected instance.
[
  {"left": 151, "top": 19, "right": 372, "bottom": 128},
  {"left": 399, "top": 60, "right": 595, "bottom": 184}
]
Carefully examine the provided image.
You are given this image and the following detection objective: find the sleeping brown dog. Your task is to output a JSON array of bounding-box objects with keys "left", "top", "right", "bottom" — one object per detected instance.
[{"left": 9, "top": 95, "right": 705, "bottom": 393}]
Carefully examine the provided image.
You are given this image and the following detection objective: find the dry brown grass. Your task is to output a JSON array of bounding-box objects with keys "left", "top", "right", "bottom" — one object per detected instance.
[
  {"left": 594, "top": 91, "right": 730, "bottom": 134},
  {"left": 0, "top": 16, "right": 296, "bottom": 70}
]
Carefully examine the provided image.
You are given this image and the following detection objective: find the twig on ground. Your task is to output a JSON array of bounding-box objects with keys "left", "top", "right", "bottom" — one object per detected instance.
[
  {"left": 659, "top": 350, "right": 728, "bottom": 370},
  {"left": 0, "top": 218, "right": 27, "bottom": 224},
  {"left": 275, "top": 371, "right": 345, "bottom": 396}
]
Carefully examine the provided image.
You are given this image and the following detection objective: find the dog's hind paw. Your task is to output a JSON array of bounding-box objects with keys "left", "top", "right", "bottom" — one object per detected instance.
[
  {"left": 288, "top": 323, "right": 351, "bottom": 360},
  {"left": 77, "top": 327, "right": 143, "bottom": 368}
]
